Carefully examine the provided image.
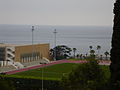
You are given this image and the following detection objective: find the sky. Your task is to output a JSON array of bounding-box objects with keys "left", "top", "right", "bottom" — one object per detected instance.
[{"left": 0, "top": 0, "right": 114, "bottom": 26}]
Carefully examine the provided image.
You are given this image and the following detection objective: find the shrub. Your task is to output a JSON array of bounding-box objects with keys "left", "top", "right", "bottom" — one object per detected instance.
[
  {"left": 61, "top": 60, "right": 108, "bottom": 90},
  {"left": 0, "top": 77, "right": 15, "bottom": 90}
]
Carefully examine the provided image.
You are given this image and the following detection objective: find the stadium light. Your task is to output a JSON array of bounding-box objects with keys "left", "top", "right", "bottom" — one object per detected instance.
[
  {"left": 53, "top": 29, "right": 57, "bottom": 61},
  {"left": 32, "top": 26, "right": 34, "bottom": 61}
]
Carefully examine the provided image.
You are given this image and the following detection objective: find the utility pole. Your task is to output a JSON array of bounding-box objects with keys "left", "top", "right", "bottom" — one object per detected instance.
[{"left": 53, "top": 29, "right": 57, "bottom": 61}]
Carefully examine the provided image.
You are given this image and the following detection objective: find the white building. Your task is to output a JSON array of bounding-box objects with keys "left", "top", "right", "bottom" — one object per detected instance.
[{"left": 0, "top": 44, "right": 15, "bottom": 67}]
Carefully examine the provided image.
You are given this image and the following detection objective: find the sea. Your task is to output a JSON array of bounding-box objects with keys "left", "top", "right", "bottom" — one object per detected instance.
[{"left": 0, "top": 24, "right": 112, "bottom": 56}]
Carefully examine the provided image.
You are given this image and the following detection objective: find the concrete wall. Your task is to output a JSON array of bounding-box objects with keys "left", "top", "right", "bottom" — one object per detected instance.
[{"left": 15, "top": 44, "right": 50, "bottom": 62}]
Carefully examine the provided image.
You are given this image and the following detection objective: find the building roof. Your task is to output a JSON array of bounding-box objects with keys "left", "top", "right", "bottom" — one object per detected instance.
[
  {"left": 15, "top": 43, "right": 49, "bottom": 47},
  {"left": 0, "top": 43, "right": 17, "bottom": 47},
  {"left": 0, "top": 43, "right": 49, "bottom": 47}
]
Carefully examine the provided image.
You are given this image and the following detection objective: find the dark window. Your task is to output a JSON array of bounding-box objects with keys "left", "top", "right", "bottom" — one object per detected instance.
[{"left": 0, "top": 47, "right": 5, "bottom": 61}]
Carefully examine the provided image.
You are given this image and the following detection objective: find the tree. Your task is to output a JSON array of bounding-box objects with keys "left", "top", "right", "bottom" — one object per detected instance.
[
  {"left": 100, "top": 55, "right": 103, "bottom": 60},
  {"left": 104, "top": 51, "right": 109, "bottom": 60},
  {"left": 90, "top": 50, "right": 95, "bottom": 55},
  {"left": 76, "top": 54, "right": 79, "bottom": 59},
  {"left": 89, "top": 50, "right": 95, "bottom": 59},
  {"left": 97, "top": 45, "right": 101, "bottom": 57},
  {"left": 110, "top": 0, "right": 120, "bottom": 89},
  {"left": 61, "top": 60, "right": 106, "bottom": 90},
  {"left": 89, "top": 46, "right": 93, "bottom": 55},
  {"left": 89, "top": 46, "right": 93, "bottom": 50},
  {"left": 80, "top": 54, "right": 83, "bottom": 60},
  {"left": 50, "top": 49, "right": 54, "bottom": 59},
  {"left": 50, "top": 45, "right": 72, "bottom": 60},
  {"left": 73, "top": 48, "right": 77, "bottom": 58}
]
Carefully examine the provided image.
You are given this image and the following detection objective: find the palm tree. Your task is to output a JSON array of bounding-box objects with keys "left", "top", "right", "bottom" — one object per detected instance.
[
  {"left": 76, "top": 54, "right": 79, "bottom": 59},
  {"left": 97, "top": 45, "right": 101, "bottom": 56},
  {"left": 80, "top": 54, "right": 83, "bottom": 60},
  {"left": 104, "top": 51, "right": 109, "bottom": 60},
  {"left": 89, "top": 46, "right": 93, "bottom": 50},
  {"left": 100, "top": 55, "right": 103, "bottom": 60},
  {"left": 90, "top": 50, "right": 95, "bottom": 55},
  {"left": 110, "top": 0, "right": 120, "bottom": 89},
  {"left": 50, "top": 49, "right": 54, "bottom": 60},
  {"left": 90, "top": 49, "right": 95, "bottom": 59},
  {"left": 89, "top": 46, "right": 93, "bottom": 56},
  {"left": 73, "top": 48, "right": 77, "bottom": 58}
]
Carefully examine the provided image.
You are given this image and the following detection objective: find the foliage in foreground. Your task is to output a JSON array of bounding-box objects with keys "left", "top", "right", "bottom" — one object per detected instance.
[
  {"left": 0, "top": 77, "right": 15, "bottom": 90},
  {"left": 110, "top": 0, "right": 120, "bottom": 90},
  {"left": 61, "top": 60, "right": 109, "bottom": 90},
  {"left": 0, "top": 62, "right": 110, "bottom": 90}
]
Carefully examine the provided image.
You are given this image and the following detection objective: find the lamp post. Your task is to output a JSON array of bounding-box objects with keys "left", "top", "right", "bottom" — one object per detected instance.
[
  {"left": 53, "top": 29, "right": 57, "bottom": 61},
  {"left": 32, "top": 26, "right": 34, "bottom": 61}
]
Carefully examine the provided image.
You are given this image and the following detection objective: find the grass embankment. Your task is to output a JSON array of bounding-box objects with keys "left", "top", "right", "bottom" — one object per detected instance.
[{"left": 3, "top": 63, "right": 110, "bottom": 81}]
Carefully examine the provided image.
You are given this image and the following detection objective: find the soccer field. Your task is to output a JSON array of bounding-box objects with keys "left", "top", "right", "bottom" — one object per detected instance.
[{"left": 7, "top": 63, "right": 79, "bottom": 80}]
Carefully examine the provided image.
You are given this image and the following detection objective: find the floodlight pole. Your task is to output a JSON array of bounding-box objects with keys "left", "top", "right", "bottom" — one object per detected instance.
[
  {"left": 53, "top": 29, "right": 57, "bottom": 61},
  {"left": 32, "top": 26, "right": 34, "bottom": 61},
  {"left": 42, "top": 67, "right": 44, "bottom": 90}
]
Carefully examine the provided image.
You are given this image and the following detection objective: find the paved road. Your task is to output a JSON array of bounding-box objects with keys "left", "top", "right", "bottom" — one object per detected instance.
[{"left": 5, "top": 60, "right": 111, "bottom": 75}]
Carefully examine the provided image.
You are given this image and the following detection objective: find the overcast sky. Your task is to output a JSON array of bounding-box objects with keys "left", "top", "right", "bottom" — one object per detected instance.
[{"left": 0, "top": 0, "right": 114, "bottom": 26}]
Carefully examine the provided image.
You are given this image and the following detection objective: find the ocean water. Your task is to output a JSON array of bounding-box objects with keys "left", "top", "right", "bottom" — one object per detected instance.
[{"left": 0, "top": 24, "right": 112, "bottom": 55}]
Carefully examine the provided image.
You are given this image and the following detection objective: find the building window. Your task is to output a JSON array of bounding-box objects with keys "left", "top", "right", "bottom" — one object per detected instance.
[{"left": 0, "top": 47, "right": 5, "bottom": 61}]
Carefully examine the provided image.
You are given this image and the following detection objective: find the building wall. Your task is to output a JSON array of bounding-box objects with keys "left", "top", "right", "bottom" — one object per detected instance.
[
  {"left": 15, "top": 44, "right": 50, "bottom": 62},
  {"left": 0, "top": 46, "right": 16, "bottom": 67}
]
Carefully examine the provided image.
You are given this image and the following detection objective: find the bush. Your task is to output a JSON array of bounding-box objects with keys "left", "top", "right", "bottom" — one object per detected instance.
[
  {"left": 0, "top": 77, "right": 15, "bottom": 90},
  {"left": 1, "top": 77, "right": 61, "bottom": 90},
  {"left": 61, "top": 60, "right": 108, "bottom": 90}
]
